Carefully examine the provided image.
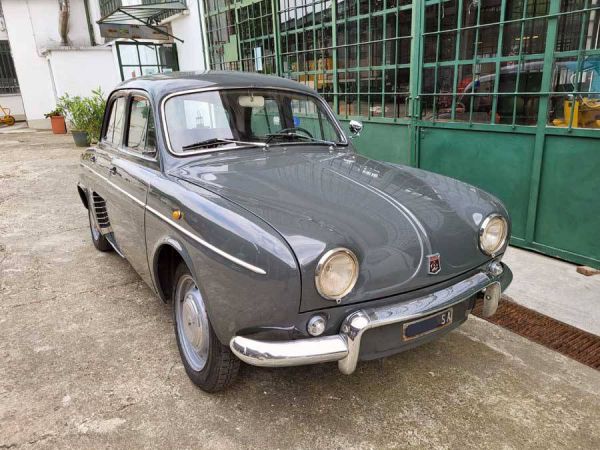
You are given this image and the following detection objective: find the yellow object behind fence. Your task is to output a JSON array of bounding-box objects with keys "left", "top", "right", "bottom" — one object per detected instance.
[{"left": 552, "top": 98, "right": 600, "bottom": 128}]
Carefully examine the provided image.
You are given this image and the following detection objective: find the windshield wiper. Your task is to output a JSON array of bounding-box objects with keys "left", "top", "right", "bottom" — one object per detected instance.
[
  {"left": 265, "top": 130, "right": 336, "bottom": 147},
  {"left": 182, "top": 137, "right": 267, "bottom": 151}
]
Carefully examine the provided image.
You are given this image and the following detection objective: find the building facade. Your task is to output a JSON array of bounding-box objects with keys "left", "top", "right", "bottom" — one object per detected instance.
[
  {"left": 0, "top": 0, "right": 207, "bottom": 127},
  {"left": 201, "top": 0, "right": 600, "bottom": 269},
  {"left": 1, "top": 0, "right": 598, "bottom": 268},
  {"left": 0, "top": 1, "right": 24, "bottom": 121}
]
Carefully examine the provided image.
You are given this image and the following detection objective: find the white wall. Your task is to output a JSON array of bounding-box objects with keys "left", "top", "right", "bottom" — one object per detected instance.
[
  {"left": 2, "top": 0, "right": 116, "bottom": 127},
  {"left": 0, "top": 94, "right": 25, "bottom": 120},
  {"left": 2, "top": 0, "right": 206, "bottom": 127},
  {"left": 170, "top": 1, "right": 207, "bottom": 71},
  {"left": 2, "top": 0, "right": 56, "bottom": 127},
  {"left": 21, "top": 0, "right": 93, "bottom": 49},
  {"left": 47, "top": 48, "right": 120, "bottom": 98}
]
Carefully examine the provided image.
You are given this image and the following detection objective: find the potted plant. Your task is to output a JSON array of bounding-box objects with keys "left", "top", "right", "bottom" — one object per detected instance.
[
  {"left": 57, "top": 88, "right": 106, "bottom": 147},
  {"left": 44, "top": 107, "right": 67, "bottom": 134}
]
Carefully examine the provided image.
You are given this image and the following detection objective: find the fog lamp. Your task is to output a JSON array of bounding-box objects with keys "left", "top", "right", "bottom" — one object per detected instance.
[{"left": 307, "top": 315, "right": 326, "bottom": 336}]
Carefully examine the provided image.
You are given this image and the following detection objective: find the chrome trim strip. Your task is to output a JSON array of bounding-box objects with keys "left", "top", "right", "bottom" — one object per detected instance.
[
  {"left": 230, "top": 266, "right": 512, "bottom": 373},
  {"left": 145, "top": 204, "right": 267, "bottom": 275},
  {"left": 82, "top": 164, "right": 145, "bottom": 208},
  {"left": 81, "top": 163, "right": 267, "bottom": 275},
  {"left": 160, "top": 86, "right": 349, "bottom": 157}
]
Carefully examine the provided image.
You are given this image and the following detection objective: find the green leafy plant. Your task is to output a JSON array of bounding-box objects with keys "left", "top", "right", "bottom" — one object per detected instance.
[
  {"left": 57, "top": 88, "right": 106, "bottom": 143},
  {"left": 44, "top": 107, "right": 64, "bottom": 118}
]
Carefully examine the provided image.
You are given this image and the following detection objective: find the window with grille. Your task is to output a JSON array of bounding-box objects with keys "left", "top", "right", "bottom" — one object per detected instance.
[
  {"left": 0, "top": 41, "right": 19, "bottom": 95},
  {"left": 204, "top": 0, "right": 415, "bottom": 121},
  {"left": 421, "top": 0, "right": 600, "bottom": 129},
  {"left": 203, "top": 0, "right": 600, "bottom": 129}
]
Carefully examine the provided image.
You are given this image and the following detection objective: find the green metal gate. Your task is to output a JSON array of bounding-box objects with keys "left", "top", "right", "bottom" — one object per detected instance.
[{"left": 202, "top": 0, "right": 600, "bottom": 268}]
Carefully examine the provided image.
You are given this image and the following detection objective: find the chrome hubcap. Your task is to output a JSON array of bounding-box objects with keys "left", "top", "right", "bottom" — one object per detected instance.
[{"left": 175, "top": 274, "right": 209, "bottom": 371}]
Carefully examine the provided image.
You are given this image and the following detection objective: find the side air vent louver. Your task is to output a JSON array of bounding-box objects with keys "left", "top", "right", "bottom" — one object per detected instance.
[{"left": 92, "top": 192, "right": 111, "bottom": 228}]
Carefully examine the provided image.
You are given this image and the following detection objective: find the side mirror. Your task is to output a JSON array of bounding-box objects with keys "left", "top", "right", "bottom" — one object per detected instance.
[{"left": 349, "top": 120, "right": 363, "bottom": 138}]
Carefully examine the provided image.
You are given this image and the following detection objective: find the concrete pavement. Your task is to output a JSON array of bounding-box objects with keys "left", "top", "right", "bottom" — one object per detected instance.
[
  {"left": 1, "top": 130, "right": 599, "bottom": 449},
  {"left": 503, "top": 247, "right": 600, "bottom": 336}
]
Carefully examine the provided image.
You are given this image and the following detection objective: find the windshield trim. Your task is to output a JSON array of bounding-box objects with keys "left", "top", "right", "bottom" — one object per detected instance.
[{"left": 160, "top": 86, "right": 348, "bottom": 157}]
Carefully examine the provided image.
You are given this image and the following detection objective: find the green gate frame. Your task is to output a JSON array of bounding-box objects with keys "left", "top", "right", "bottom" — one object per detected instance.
[{"left": 202, "top": 0, "right": 600, "bottom": 268}]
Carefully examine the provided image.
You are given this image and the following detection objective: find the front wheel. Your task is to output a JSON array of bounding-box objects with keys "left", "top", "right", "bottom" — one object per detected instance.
[{"left": 173, "top": 263, "right": 239, "bottom": 392}]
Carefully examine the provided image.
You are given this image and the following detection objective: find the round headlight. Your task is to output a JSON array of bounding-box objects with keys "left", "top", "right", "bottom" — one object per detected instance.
[
  {"left": 315, "top": 248, "right": 359, "bottom": 302},
  {"left": 479, "top": 214, "right": 508, "bottom": 256}
]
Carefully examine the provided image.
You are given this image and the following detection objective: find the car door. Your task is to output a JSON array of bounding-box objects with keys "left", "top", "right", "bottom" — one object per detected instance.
[
  {"left": 87, "top": 92, "right": 127, "bottom": 242},
  {"left": 104, "top": 92, "right": 159, "bottom": 286}
]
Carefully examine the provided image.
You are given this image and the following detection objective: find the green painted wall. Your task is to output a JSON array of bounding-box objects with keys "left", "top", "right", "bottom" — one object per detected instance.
[
  {"left": 340, "top": 120, "right": 412, "bottom": 165},
  {"left": 416, "top": 127, "right": 535, "bottom": 241},
  {"left": 534, "top": 135, "right": 600, "bottom": 266}
]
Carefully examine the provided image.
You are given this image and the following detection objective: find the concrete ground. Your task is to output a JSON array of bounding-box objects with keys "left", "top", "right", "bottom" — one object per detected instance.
[
  {"left": 1, "top": 130, "right": 599, "bottom": 449},
  {"left": 503, "top": 247, "right": 600, "bottom": 336}
]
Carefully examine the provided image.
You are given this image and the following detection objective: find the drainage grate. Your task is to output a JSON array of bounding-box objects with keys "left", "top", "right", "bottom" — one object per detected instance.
[{"left": 473, "top": 297, "right": 600, "bottom": 371}]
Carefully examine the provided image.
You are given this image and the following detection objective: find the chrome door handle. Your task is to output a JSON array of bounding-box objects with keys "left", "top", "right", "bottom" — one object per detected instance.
[{"left": 109, "top": 166, "right": 117, "bottom": 176}]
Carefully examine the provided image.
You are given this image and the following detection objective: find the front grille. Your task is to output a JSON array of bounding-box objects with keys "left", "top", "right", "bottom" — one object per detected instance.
[{"left": 92, "top": 193, "right": 111, "bottom": 228}]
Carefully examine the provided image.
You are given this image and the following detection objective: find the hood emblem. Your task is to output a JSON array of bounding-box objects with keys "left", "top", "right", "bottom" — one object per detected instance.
[{"left": 427, "top": 253, "right": 441, "bottom": 275}]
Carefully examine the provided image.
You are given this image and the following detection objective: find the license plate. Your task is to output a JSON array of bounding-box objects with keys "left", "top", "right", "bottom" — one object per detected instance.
[{"left": 402, "top": 308, "right": 453, "bottom": 340}]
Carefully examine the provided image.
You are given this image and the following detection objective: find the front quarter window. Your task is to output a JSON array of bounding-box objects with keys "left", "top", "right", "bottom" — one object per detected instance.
[{"left": 163, "top": 89, "right": 345, "bottom": 153}]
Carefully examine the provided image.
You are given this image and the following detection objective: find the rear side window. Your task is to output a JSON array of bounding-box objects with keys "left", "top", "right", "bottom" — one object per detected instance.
[
  {"left": 126, "top": 96, "right": 156, "bottom": 154},
  {"left": 104, "top": 97, "right": 126, "bottom": 146}
]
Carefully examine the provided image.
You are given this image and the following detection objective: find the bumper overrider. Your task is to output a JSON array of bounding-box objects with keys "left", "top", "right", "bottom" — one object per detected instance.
[{"left": 230, "top": 261, "right": 512, "bottom": 375}]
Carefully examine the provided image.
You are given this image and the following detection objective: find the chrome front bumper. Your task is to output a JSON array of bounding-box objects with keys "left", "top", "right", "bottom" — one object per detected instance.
[{"left": 230, "top": 263, "right": 511, "bottom": 375}]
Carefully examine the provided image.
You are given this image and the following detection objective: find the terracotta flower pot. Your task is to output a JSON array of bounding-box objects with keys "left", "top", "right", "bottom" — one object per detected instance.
[{"left": 50, "top": 115, "right": 67, "bottom": 134}]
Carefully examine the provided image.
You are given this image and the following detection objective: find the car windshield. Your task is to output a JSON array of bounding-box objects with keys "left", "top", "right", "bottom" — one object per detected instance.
[{"left": 164, "top": 89, "right": 345, "bottom": 153}]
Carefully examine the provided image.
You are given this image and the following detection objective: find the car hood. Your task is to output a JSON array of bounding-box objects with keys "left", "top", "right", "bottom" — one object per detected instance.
[{"left": 170, "top": 146, "right": 507, "bottom": 312}]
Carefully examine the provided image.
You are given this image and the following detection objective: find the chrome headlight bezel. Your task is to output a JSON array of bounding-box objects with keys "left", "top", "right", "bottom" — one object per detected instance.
[
  {"left": 479, "top": 214, "right": 508, "bottom": 257},
  {"left": 315, "top": 248, "right": 359, "bottom": 303}
]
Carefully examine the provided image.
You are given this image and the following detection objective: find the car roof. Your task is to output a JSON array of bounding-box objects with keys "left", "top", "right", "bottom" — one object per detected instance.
[{"left": 115, "top": 70, "right": 317, "bottom": 100}]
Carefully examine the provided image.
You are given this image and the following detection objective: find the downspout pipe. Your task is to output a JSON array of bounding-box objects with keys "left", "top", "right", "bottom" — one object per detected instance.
[
  {"left": 58, "top": 0, "right": 69, "bottom": 46},
  {"left": 83, "top": 0, "right": 96, "bottom": 46},
  {"left": 196, "top": 0, "right": 210, "bottom": 69}
]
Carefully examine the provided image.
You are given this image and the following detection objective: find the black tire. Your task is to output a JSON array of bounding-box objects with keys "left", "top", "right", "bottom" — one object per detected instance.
[
  {"left": 172, "top": 263, "right": 239, "bottom": 392},
  {"left": 88, "top": 207, "right": 112, "bottom": 252}
]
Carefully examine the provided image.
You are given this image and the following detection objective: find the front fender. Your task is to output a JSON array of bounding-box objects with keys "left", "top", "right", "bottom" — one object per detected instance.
[
  {"left": 144, "top": 175, "right": 301, "bottom": 344},
  {"left": 148, "top": 235, "right": 198, "bottom": 302}
]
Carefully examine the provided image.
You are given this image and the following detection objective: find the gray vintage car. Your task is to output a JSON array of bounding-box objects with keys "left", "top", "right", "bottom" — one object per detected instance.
[{"left": 77, "top": 71, "right": 512, "bottom": 392}]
